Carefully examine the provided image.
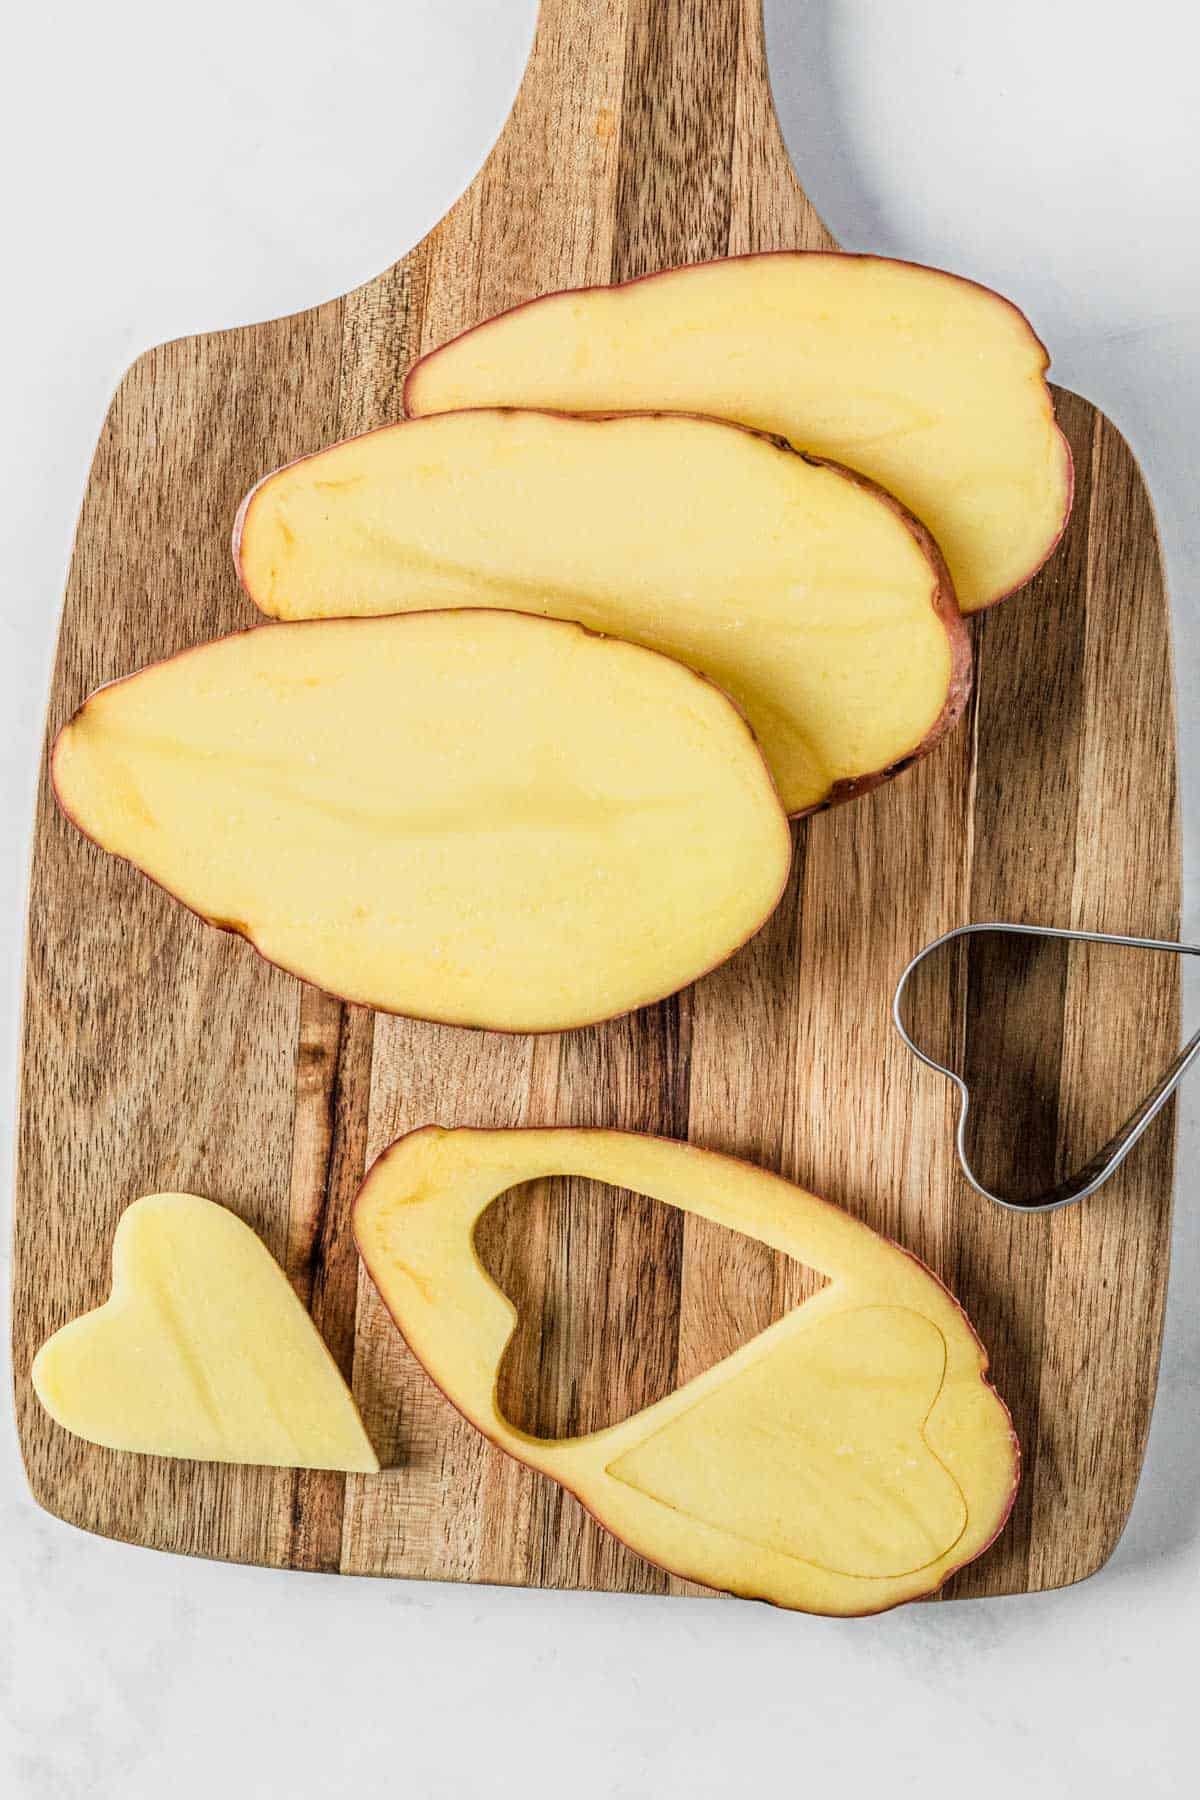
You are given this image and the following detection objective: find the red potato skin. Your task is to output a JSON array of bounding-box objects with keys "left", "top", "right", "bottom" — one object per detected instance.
[
  {"left": 352, "top": 1124, "right": 1021, "bottom": 1617},
  {"left": 232, "top": 406, "right": 973, "bottom": 820},
  {"left": 50, "top": 608, "right": 793, "bottom": 1038},
  {"left": 795, "top": 460, "right": 970, "bottom": 819},
  {"left": 401, "top": 247, "right": 1076, "bottom": 613}
]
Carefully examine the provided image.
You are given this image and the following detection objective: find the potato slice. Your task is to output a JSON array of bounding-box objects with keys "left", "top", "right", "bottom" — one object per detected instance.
[
  {"left": 33, "top": 1193, "right": 379, "bottom": 1471},
  {"left": 405, "top": 252, "right": 1073, "bottom": 614},
  {"left": 52, "top": 611, "right": 791, "bottom": 1032},
  {"left": 235, "top": 409, "right": 968, "bottom": 816},
  {"left": 354, "top": 1127, "right": 1019, "bottom": 1616}
]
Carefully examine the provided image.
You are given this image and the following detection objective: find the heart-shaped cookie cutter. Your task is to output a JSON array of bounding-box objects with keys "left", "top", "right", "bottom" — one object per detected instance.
[{"left": 892, "top": 922, "right": 1200, "bottom": 1212}]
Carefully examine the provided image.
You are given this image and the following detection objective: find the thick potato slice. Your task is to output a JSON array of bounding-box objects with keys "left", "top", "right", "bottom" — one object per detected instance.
[
  {"left": 235, "top": 409, "right": 968, "bottom": 816},
  {"left": 33, "top": 1193, "right": 379, "bottom": 1471},
  {"left": 52, "top": 611, "right": 791, "bottom": 1032},
  {"left": 405, "top": 253, "right": 1073, "bottom": 614},
  {"left": 354, "top": 1127, "right": 1019, "bottom": 1616}
]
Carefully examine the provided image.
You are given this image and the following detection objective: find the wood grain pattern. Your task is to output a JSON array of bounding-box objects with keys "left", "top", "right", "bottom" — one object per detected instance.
[{"left": 14, "top": 0, "right": 1178, "bottom": 1602}]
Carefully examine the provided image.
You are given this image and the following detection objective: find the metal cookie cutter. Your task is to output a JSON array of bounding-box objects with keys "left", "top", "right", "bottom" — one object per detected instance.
[{"left": 892, "top": 922, "right": 1200, "bottom": 1213}]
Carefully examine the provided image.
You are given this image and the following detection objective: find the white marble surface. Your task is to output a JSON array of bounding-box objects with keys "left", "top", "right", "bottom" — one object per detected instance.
[{"left": 2, "top": 3, "right": 1197, "bottom": 1793}]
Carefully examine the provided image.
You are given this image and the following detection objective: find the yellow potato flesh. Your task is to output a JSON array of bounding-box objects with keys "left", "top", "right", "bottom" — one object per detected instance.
[
  {"left": 405, "top": 253, "right": 1072, "bottom": 614},
  {"left": 32, "top": 1193, "right": 379, "bottom": 1471},
  {"left": 354, "top": 1128, "right": 1019, "bottom": 1615},
  {"left": 606, "top": 1306, "right": 967, "bottom": 1579},
  {"left": 237, "top": 410, "right": 962, "bottom": 814},
  {"left": 53, "top": 611, "right": 791, "bottom": 1032}
]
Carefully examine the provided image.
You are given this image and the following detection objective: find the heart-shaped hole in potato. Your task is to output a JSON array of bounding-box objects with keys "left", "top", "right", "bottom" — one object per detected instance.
[{"left": 475, "top": 1176, "right": 829, "bottom": 1438}]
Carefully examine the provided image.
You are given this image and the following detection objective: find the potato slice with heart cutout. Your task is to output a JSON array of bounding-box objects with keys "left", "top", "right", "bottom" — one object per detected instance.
[
  {"left": 51, "top": 610, "right": 791, "bottom": 1033},
  {"left": 405, "top": 251, "right": 1073, "bottom": 615},
  {"left": 234, "top": 408, "right": 969, "bottom": 816},
  {"left": 353, "top": 1127, "right": 1019, "bottom": 1615},
  {"left": 32, "top": 1193, "right": 379, "bottom": 1471}
]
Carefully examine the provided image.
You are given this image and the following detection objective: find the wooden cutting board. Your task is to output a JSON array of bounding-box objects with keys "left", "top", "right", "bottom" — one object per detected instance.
[{"left": 14, "top": 0, "right": 1178, "bottom": 1602}]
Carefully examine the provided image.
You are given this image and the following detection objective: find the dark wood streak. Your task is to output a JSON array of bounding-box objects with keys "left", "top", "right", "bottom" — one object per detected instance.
[{"left": 281, "top": 992, "right": 375, "bottom": 1571}]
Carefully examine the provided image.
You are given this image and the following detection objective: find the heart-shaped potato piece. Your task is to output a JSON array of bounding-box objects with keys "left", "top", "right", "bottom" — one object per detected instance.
[
  {"left": 32, "top": 1193, "right": 378, "bottom": 1472},
  {"left": 353, "top": 1128, "right": 1018, "bottom": 1615}
]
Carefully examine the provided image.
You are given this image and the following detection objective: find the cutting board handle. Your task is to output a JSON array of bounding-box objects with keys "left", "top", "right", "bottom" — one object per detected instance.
[{"left": 486, "top": 0, "right": 835, "bottom": 263}]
